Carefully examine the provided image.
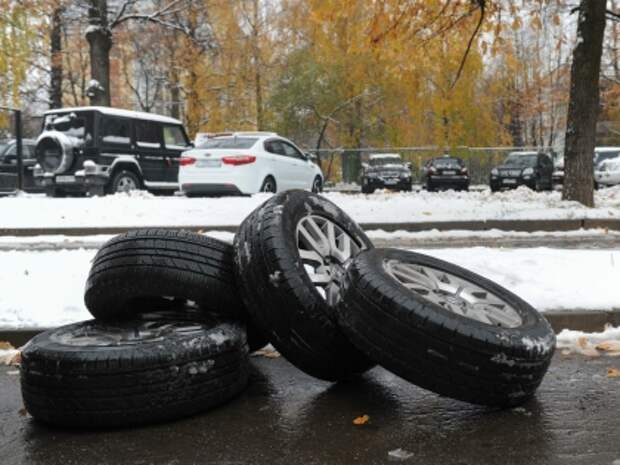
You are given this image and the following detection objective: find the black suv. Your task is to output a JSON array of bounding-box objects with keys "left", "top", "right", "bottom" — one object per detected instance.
[
  {"left": 0, "top": 139, "right": 39, "bottom": 193},
  {"left": 360, "top": 153, "right": 412, "bottom": 194},
  {"left": 422, "top": 155, "right": 469, "bottom": 191},
  {"left": 490, "top": 151, "right": 553, "bottom": 192},
  {"left": 34, "top": 107, "right": 192, "bottom": 196}
]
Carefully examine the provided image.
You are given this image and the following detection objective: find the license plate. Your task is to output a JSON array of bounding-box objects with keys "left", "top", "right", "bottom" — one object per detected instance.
[
  {"left": 443, "top": 170, "right": 456, "bottom": 175},
  {"left": 384, "top": 179, "right": 398, "bottom": 185},
  {"left": 56, "top": 175, "right": 75, "bottom": 183},
  {"left": 503, "top": 179, "right": 517, "bottom": 184},
  {"left": 196, "top": 159, "right": 221, "bottom": 168}
]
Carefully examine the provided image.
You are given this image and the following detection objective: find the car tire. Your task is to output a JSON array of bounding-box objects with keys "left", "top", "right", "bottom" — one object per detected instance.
[
  {"left": 84, "top": 229, "right": 268, "bottom": 351},
  {"left": 311, "top": 175, "right": 322, "bottom": 193},
  {"left": 260, "top": 176, "right": 277, "bottom": 193},
  {"left": 233, "top": 190, "right": 375, "bottom": 380},
  {"left": 20, "top": 311, "right": 250, "bottom": 429},
  {"left": 108, "top": 169, "right": 142, "bottom": 194},
  {"left": 336, "top": 248, "right": 556, "bottom": 407}
]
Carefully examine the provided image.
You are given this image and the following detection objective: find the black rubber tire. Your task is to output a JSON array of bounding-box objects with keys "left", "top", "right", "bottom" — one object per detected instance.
[
  {"left": 20, "top": 310, "right": 250, "bottom": 429},
  {"left": 84, "top": 229, "right": 268, "bottom": 351},
  {"left": 336, "top": 248, "right": 556, "bottom": 407},
  {"left": 260, "top": 176, "right": 277, "bottom": 193},
  {"left": 233, "top": 190, "right": 375, "bottom": 380},
  {"left": 311, "top": 175, "right": 322, "bottom": 193},
  {"left": 107, "top": 169, "right": 142, "bottom": 194}
]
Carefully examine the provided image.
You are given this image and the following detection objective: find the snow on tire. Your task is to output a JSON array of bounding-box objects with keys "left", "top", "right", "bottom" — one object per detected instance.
[
  {"left": 84, "top": 229, "right": 268, "bottom": 351},
  {"left": 20, "top": 310, "right": 249, "bottom": 428},
  {"left": 336, "top": 248, "right": 556, "bottom": 407},
  {"left": 233, "top": 190, "right": 374, "bottom": 381}
]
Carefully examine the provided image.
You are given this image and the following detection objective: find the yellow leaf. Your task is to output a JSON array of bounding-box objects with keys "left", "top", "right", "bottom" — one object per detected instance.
[
  {"left": 607, "top": 368, "right": 620, "bottom": 377},
  {"left": 595, "top": 341, "right": 620, "bottom": 353},
  {"left": 353, "top": 414, "right": 370, "bottom": 425}
]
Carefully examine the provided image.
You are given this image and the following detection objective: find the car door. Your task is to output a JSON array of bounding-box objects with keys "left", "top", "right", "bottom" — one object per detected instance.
[
  {"left": 264, "top": 140, "right": 295, "bottom": 190},
  {"left": 280, "top": 140, "right": 312, "bottom": 188},
  {"left": 134, "top": 119, "right": 165, "bottom": 183},
  {"left": 161, "top": 123, "right": 192, "bottom": 184}
]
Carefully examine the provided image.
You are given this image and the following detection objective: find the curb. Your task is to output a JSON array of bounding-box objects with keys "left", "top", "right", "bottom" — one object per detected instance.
[
  {"left": 2, "top": 218, "right": 620, "bottom": 237},
  {"left": 2, "top": 311, "right": 618, "bottom": 347}
]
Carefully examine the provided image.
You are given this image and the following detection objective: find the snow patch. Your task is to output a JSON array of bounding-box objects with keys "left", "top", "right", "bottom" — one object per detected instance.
[
  {"left": 491, "top": 353, "right": 516, "bottom": 367},
  {"left": 208, "top": 331, "right": 228, "bottom": 346}
]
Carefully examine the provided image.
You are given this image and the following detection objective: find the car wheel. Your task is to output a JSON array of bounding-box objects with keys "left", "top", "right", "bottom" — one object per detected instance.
[
  {"left": 336, "top": 248, "right": 556, "bottom": 407},
  {"left": 108, "top": 169, "right": 142, "bottom": 194},
  {"left": 311, "top": 175, "right": 322, "bottom": 193},
  {"left": 84, "top": 229, "right": 268, "bottom": 351},
  {"left": 20, "top": 311, "right": 250, "bottom": 428},
  {"left": 260, "top": 176, "right": 277, "bottom": 193},
  {"left": 233, "top": 190, "right": 375, "bottom": 380}
]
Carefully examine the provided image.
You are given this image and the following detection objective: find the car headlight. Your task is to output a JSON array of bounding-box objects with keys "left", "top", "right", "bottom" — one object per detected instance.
[
  {"left": 522, "top": 167, "right": 534, "bottom": 176},
  {"left": 491, "top": 168, "right": 498, "bottom": 176},
  {"left": 400, "top": 172, "right": 410, "bottom": 179}
]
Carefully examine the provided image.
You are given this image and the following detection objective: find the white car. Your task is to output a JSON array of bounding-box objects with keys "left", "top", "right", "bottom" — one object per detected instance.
[
  {"left": 178, "top": 132, "right": 323, "bottom": 196},
  {"left": 595, "top": 158, "right": 620, "bottom": 187}
]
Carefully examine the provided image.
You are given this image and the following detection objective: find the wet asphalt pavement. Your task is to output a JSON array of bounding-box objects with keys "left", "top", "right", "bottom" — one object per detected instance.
[{"left": 1, "top": 353, "right": 619, "bottom": 465}]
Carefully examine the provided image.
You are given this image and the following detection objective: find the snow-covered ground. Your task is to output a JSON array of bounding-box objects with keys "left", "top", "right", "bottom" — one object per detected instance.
[
  {"left": 0, "top": 247, "right": 617, "bottom": 329},
  {"left": 2, "top": 186, "right": 619, "bottom": 229}
]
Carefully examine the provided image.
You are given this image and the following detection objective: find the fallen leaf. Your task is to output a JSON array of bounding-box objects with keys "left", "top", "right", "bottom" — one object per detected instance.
[
  {"left": 595, "top": 341, "right": 620, "bottom": 353},
  {"left": 577, "top": 336, "right": 588, "bottom": 350},
  {"left": 607, "top": 368, "right": 620, "bottom": 378},
  {"left": 353, "top": 414, "right": 370, "bottom": 425},
  {"left": 18, "top": 408, "right": 28, "bottom": 417},
  {"left": 0, "top": 341, "right": 14, "bottom": 351},
  {"left": 251, "top": 347, "right": 281, "bottom": 359}
]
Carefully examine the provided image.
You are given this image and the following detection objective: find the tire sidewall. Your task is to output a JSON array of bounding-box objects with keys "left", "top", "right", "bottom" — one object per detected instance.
[{"left": 349, "top": 248, "right": 555, "bottom": 358}]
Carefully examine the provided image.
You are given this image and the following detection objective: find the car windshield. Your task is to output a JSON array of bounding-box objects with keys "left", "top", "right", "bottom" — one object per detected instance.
[
  {"left": 594, "top": 150, "right": 620, "bottom": 167},
  {"left": 369, "top": 156, "right": 402, "bottom": 166},
  {"left": 44, "top": 112, "right": 95, "bottom": 145},
  {"left": 197, "top": 137, "right": 257, "bottom": 149},
  {"left": 0, "top": 142, "right": 9, "bottom": 159},
  {"left": 432, "top": 157, "right": 462, "bottom": 168},
  {"left": 504, "top": 154, "right": 537, "bottom": 167}
]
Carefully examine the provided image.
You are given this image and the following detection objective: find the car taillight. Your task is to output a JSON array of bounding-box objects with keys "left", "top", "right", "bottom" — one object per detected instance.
[
  {"left": 180, "top": 156, "right": 196, "bottom": 166},
  {"left": 222, "top": 155, "right": 256, "bottom": 166}
]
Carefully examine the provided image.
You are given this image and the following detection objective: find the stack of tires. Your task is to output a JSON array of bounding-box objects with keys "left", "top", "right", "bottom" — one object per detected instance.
[{"left": 20, "top": 190, "right": 556, "bottom": 429}]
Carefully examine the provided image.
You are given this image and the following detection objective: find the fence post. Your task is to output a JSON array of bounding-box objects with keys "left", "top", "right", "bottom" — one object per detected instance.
[{"left": 15, "top": 109, "right": 23, "bottom": 191}]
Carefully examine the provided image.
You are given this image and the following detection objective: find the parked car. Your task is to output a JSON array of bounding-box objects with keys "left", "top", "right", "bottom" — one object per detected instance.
[
  {"left": 178, "top": 132, "right": 323, "bottom": 196},
  {"left": 33, "top": 106, "right": 192, "bottom": 196},
  {"left": 552, "top": 156, "right": 564, "bottom": 186},
  {"left": 421, "top": 154, "right": 469, "bottom": 191},
  {"left": 594, "top": 158, "right": 620, "bottom": 187},
  {"left": 0, "top": 138, "right": 39, "bottom": 192},
  {"left": 360, "top": 153, "right": 412, "bottom": 194},
  {"left": 490, "top": 151, "right": 553, "bottom": 192}
]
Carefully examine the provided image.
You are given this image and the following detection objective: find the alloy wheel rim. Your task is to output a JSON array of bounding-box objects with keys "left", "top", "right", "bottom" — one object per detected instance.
[
  {"left": 117, "top": 176, "right": 137, "bottom": 192},
  {"left": 296, "top": 215, "right": 361, "bottom": 305},
  {"left": 383, "top": 259, "right": 523, "bottom": 328}
]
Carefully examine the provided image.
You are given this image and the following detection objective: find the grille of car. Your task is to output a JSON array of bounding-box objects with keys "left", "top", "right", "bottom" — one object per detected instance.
[{"left": 501, "top": 169, "right": 522, "bottom": 177}]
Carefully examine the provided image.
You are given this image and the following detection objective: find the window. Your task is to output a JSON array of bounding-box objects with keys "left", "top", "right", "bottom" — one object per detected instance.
[
  {"left": 200, "top": 137, "right": 258, "bottom": 149},
  {"left": 44, "top": 112, "right": 95, "bottom": 146},
  {"left": 101, "top": 117, "right": 131, "bottom": 146},
  {"left": 281, "top": 142, "right": 304, "bottom": 159},
  {"left": 264, "top": 140, "right": 286, "bottom": 155},
  {"left": 163, "top": 125, "right": 189, "bottom": 149},
  {"left": 135, "top": 121, "right": 161, "bottom": 149}
]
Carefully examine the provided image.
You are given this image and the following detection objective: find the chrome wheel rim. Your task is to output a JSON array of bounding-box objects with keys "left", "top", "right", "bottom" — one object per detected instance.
[
  {"left": 384, "top": 259, "right": 523, "bottom": 328},
  {"left": 117, "top": 175, "right": 137, "bottom": 192},
  {"left": 296, "top": 215, "right": 361, "bottom": 305}
]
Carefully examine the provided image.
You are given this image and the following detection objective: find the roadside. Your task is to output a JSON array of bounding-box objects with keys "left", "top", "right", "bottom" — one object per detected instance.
[{"left": 1, "top": 353, "right": 619, "bottom": 465}]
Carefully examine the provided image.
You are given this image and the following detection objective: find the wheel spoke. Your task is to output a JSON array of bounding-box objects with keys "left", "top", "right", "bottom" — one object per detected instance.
[{"left": 384, "top": 259, "right": 522, "bottom": 329}]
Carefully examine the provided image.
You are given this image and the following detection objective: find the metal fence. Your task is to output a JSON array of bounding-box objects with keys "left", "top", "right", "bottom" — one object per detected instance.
[{"left": 308, "top": 146, "right": 557, "bottom": 185}]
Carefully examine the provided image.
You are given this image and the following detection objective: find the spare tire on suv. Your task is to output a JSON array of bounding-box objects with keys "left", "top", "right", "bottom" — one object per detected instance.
[
  {"left": 35, "top": 131, "right": 76, "bottom": 174},
  {"left": 233, "top": 190, "right": 374, "bottom": 381},
  {"left": 336, "top": 248, "right": 556, "bottom": 407}
]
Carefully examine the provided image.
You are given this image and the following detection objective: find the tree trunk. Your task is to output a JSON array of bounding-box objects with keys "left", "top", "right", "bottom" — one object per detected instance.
[
  {"left": 85, "top": 0, "right": 112, "bottom": 106},
  {"left": 563, "top": 0, "right": 606, "bottom": 207},
  {"left": 50, "top": 5, "right": 64, "bottom": 109},
  {"left": 251, "top": 0, "right": 263, "bottom": 130}
]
